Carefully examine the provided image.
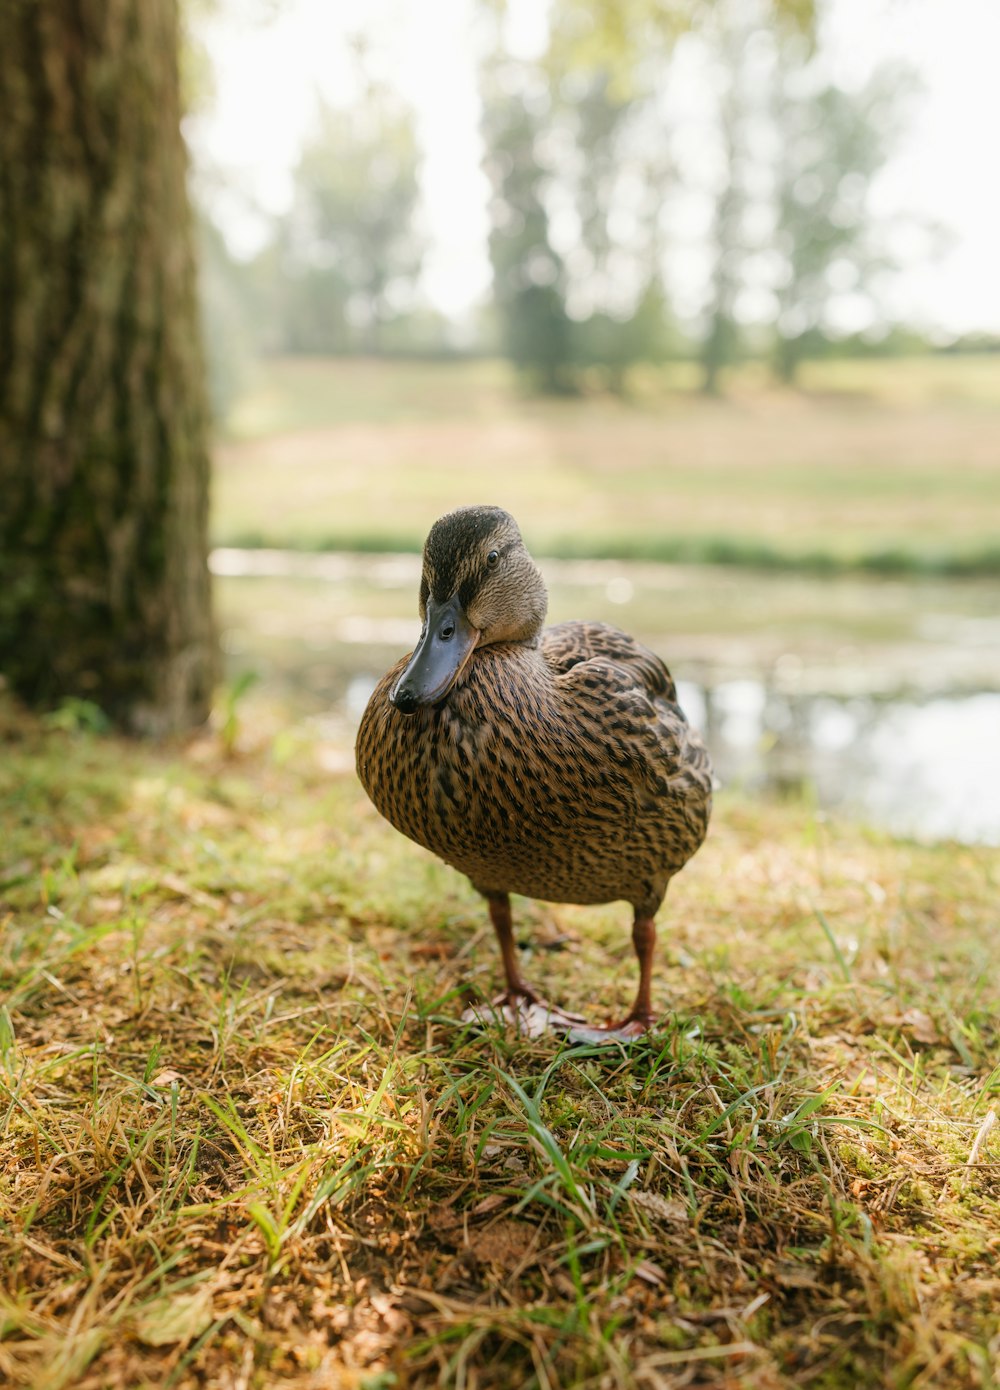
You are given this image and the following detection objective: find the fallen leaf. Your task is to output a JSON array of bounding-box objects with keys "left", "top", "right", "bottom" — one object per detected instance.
[
  {"left": 773, "top": 1260, "right": 820, "bottom": 1290},
  {"left": 630, "top": 1191, "right": 688, "bottom": 1224},
  {"left": 150, "top": 1069, "right": 184, "bottom": 1087},
  {"left": 633, "top": 1259, "right": 667, "bottom": 1286},
  {"left": 900, "top": 1009, "right": 942, "bottom": 1046},
  {"left": 470, "top": 1194, "right": 507, "bottom": 1216},
  {"left": 135, "top": 1288, "right": 213, "bottom": 1346},
  {"left": 159, "top": 872, "right": 219, "bottom": 908}
]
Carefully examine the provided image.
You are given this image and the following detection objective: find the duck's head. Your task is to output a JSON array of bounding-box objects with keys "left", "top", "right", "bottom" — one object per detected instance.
[{"left": 390, "top": 505, "right": 547, "bottom": 715}]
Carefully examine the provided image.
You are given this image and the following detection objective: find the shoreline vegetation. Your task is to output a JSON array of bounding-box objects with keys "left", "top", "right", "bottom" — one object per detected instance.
[
  {"left": 213, "top": 529, "right": 1000, "bottom": 580},
  {"left": 212, "top": 355, "right": 1000, "bottom": 579}
]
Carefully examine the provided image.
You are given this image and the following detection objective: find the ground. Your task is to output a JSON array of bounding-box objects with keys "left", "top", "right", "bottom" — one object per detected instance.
[{"left": 2, "top": 695, "right": 998, "bottom": 1389}]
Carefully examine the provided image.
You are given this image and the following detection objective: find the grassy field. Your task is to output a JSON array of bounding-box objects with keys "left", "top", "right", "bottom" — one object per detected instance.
[
  {"left": 2, "top": 695, "right": 999, "bottom": 1388},
  {"left": 213, "top": 355, "right": 1000, "bottom": 573}
]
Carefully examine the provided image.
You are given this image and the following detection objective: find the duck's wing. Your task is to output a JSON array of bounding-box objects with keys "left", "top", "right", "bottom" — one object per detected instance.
[
  {"left": 541, "top": 620, "right": 678, "bottom": 705},
  {"left": 542, "top": 621, "right": 713, "bottom": 838}
]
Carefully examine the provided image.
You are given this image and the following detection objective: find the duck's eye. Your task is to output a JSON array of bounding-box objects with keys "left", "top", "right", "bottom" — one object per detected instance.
[{"left": 486, "top": 549, "right": 500, "bottom": 569}]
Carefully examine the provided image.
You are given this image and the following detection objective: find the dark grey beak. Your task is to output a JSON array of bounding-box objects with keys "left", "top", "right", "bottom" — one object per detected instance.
[{"left": 390, "top": 595, "right": 479, "bottom": 715}]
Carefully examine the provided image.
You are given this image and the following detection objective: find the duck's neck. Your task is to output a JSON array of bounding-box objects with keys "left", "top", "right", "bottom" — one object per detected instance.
[{"left": 476, "top": 582, "right": 548, "bottom": 648}]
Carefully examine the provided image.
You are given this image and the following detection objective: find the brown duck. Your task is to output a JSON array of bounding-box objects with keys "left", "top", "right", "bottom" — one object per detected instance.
[{"left": 356, "top": 505, "right": 713, "bottom": 1040}]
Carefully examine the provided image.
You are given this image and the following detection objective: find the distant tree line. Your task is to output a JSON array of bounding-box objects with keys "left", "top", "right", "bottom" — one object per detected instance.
[{"left": 199, "top": 0, "right": 941, "bottom": 404}]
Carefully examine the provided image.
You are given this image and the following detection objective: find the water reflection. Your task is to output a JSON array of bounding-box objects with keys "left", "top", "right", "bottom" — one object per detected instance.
[
  {"left": 212, "top": 550, "right": 1000, "bottom": 846},
  {"left": 690, "top": 681, "right": 1000, "bottom": 844}
]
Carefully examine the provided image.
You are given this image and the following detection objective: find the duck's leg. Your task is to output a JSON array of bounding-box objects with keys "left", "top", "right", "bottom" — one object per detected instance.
[
  {"left": 568, "top": 913, "right": 657, "bottom": 1044},
  {"left": 612, "top": 913, "right": 658, "bottom": 1035},
  {"left": 461, "top": 892, "right": 586, "bottom": 1034},
  {"left": 488, "top": 892, "right": 537, "bottom": 1004}
]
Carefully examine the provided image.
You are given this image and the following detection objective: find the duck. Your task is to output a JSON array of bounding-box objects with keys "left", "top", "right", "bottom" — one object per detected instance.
[{"left": 355, "top": 505, "right": 713, "bottom": 1040}]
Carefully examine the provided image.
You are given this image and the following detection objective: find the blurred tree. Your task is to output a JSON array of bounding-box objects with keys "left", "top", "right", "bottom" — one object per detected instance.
[
  {"left": 482, "top": 59, "right": 675, "bottom": 393},
  {"left": 694, "top": 0, "right": 791, "bottom": 394},
  {"left": 771, "top": 60, "right": 913, "bottom": 383},
  {"left": 479, "top": 0, "right": 817, "bottom": 395},
  {"left": 272, "top": 240, "right": 354, "bottom": 356},
  {"left": 537, "top": 0, "right": 820, "bottom": 393},
  {"left": 690, "top": 2, "right": 916, "bottom": 391},
  {"left": 482, "top": 66, "right": 574, "bottom": 393},
  {"left": 197, "top": 214, "right": 260, "bottom": 417},
  {"left": 700, "top": 34, "right": 752, "bottom": 395},
  {"left": 560, "top": 74, "right": 677, "bottom": 391},
  {"left": 278, "top": 93, "right": 423, "bottom": 354},
  {"left": 572, "top": 283, "right": 677, "bottom": 392},
  {"left": 546, "top": 0, "right": 816, "bottom": 89},
  {"left": 0, "top": 0, "right": 215, "bottom": 733}
]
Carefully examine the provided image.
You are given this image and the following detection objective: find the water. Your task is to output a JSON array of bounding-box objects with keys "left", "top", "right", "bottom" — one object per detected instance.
[
  {"left": 684, "top": 680, "right": 1000, "bottom": 844},
  {"left": 212, "top": 549, "right": 1000, "bottom": 845}
]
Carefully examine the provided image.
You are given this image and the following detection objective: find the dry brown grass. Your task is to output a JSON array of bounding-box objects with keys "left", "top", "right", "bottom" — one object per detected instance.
[{"left": 2, "top": 693, "right": 999, "bottom": 1388}]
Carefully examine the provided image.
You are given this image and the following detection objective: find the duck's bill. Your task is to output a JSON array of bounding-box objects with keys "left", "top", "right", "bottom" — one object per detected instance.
[{"left": 389, "top": 596, "right": 480, "bottom": 714}]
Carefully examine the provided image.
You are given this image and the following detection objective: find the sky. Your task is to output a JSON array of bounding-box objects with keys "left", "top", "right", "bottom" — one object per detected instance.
[{"left": 189, "top": 0, "right": 1000, "bottom": 336}]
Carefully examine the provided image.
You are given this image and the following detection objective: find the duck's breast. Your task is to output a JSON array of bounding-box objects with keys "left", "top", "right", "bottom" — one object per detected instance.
[{"left": 356, "top": 636, "right": 712, "bottom": 911}]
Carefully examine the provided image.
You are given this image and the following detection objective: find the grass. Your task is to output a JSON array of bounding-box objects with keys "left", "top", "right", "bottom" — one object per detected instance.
[
  {"left": 213, "top": 355, "right": 1000, "bottom": 575},
  {"left": 2, "top": 691, "right": 999, "bottom": 1388}
]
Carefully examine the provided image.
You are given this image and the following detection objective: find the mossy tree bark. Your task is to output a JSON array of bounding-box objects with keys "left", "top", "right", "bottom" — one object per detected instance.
[{"left": 0, "top": 0, "right": 216, "bottom": 733}]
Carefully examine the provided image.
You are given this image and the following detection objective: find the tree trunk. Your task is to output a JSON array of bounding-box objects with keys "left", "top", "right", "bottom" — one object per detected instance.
[
  {"left": 700, "top": 10, "right": 751, "bottom": 398},
  {"left": 773, "top": 327, "right": 803, "bottom": 386},
  {"left": 700, "top": 142, "right": 743, "bottom": 398},
  {"left": 0, "top": 0, "right": 216, "bottom": 734}
]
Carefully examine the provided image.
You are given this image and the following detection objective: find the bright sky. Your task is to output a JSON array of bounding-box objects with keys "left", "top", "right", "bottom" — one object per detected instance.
[{"left": 189, "top": 0, "right": 1000, "bottom": 335}]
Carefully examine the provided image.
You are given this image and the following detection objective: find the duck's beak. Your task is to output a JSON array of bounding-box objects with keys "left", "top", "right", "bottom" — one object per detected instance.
[{"left": 389, "top": 596, "right": 480, "bottom": 715}]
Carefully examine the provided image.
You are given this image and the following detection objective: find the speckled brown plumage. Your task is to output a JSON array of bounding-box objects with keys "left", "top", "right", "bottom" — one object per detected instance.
[{"left": 355, "top": 505, "right": 713, "bottom": 1036}]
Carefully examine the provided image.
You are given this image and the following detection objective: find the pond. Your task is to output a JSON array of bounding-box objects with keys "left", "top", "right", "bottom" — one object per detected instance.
[{"left": 212, "top": 549, "right": 1000, "bottom": 846}]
